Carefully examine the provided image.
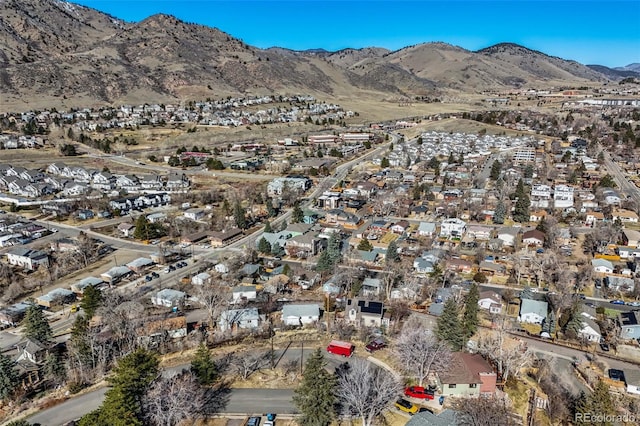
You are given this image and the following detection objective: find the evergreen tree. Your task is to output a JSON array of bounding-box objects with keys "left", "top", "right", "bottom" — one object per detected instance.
[
  {"left": 524, "top": 164, "right": 535, "bottom": 179},
  {"left": 293, "top": 349, "right": 336, "bottom": 426},
  {"left": 291, "top": 203, "right": 304, "bottom": 224},
  {"left": 271, "top": 243, "right": 285, "bottom": 257},
  {"left": 357, "top": 238, "right": 373, "bottom": 251},
  {"left": 493, "top": 200, "right": 506, "bottom": 224},
  {"left": 81, "top": 349, "right": 159, "bottom": 426},
  {"left": 258, "top": 237, "right": 272, "bottom": 254},
  {"left": 316, "top": 250, "right": 333, "bottom": 273},
  {"left": 386, "top": 240, "right": 400, "bottom": 264},
  {"left": 380, "top": 157, "right": 390, "bottom": 168},
  {"left": 462, "top": 284, "right": 480, "bottom": 340},
  {"left": 589, "top": 380, "right": 615, "bottom": 420},
  {"left": 264, "top": 220, "right": 273, "bottom": 233},
  {"left": 535, "top": 217, "right": 548, "bottom": 233},
  {"left": 0, "top": 353, "right": 18, "bottom": 400},
  {"left": 6, "top": 420, "right": 33, "bottom": 426},
  {"left": 436, "top": 298, "right": 464, "bottom": 350},
  {"left": 233, "top": 201, "right": 247, "bottom": 229},
  {"left": 43, "top": 352, "right": 66, "bottom": 386},
  {"left": 489, "top": 160, "right": 502, "bottom": 180},
  {"left": 326, "top": 232, "right": 342, "bottom": 265},
  {"left": 515, "top": 178, "right": 526, "bottom": 198},
  {"left": 191, "top": 342, "right": 217, "bottom": 385},
  {"left": 80, "top": 285, "right": 102, "bottom": 318},
  {"left": 70, "top": 315, "right": 92, "bottom": 366},
  {"left": 513, "top": 193, "right": 531, "bottom": 223},
  {"left": 23, "top": 305, "right": 52, "bottom": 343},
  {"left": 266, "top": 198, "right": 277, "bottom": 218}
]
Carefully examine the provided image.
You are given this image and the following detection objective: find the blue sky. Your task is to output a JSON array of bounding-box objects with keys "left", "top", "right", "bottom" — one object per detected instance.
[{"left": 74, "top": 1, "right": 639, "bottom": 67}]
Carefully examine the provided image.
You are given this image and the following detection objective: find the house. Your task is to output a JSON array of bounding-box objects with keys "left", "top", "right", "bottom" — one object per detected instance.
[
  {"left": 417, "top": 222, "right": 437, "bottom": 237},
  {"left": 183, "top": 208, "right": 206, "bottom": 221},
  {"left": 612, "top": 209, "right": 639, "bottom": 223},
  {"left": 70, "top": 276, "right": 103, "bottom": 294},
  {"left": 231, "top": 285, "right": 257, "bottom": 304},
  {"left": 5, "top": 247, "right": 49, "bottom": 271},
  {"left": 36, "top": 288, "right": 76, "bottom": 309},
  {"left": 529, "top": 210, "right": 547, "bottom": 223},
  {"left": 210, "top": 228, "right": 243, "bottom": 247},
  {"left": 285, "top": 232, "right": 323, "bottom": 258},
  {"left": 405, "top": 409, "right": 459, "bottom": 426},
  {"left": 0, "top": 302, "right": 32, "bottom": 326},
  {"left": 139, "top": 174, "right": 163, "bottom": 190},
  {"left": 439, "top": 218, "right": 467, "bottom": 239},
  {"left": 553, "top": 184, "right": 574, "bottom": 209},
  {"left": 577, "top": 312, "right": 602, "bottom": 343},
  {"left": 518, "top": 298, "right": 548, "bottom": 324},
  {"left": 622, "top": 229, "right": 640, "bottom": 248},
  {"left": 77, "top": 209, "right": 95, "bottom": 220},
  {"left": 466, "top": 225, "right": 492, "bottom": 241},
  {"left": 191, "top": 272, "right": 211, "bottom": 286},
  {"left": 126, "top": 257, "right": 154, "bottom": 273},
  {"left": 219, "top": 307, "right": 261, "bottom": 332},
  {"left": 360, "top": 278, "right": 382, "bottom": 297},
  {"left": 413, "top": 257, "right": 434, "bottom": 274},
  {"left": 324, "top": 208, "right": 361, "bottom": 229},
  {"left": 118, "top": 223, "right": 135, "bottom": 237},
  {"left": 166, "top": 172, "right": 190, "bottom": 191},
  {"left": 445, "top": 258, "right": 473, "bottom": 274},
  {"left": 522, "top": 229, "right": 545, "bottom": 247},
  {"left": 16, "top": 337, "right": 49, "bottom": 365},
  {"left": 101, "top": 265, "right": 133, "bottom": 285},
  {"left": 591, "top": 258, "right": 614, "bottom": 274},
  {"left": 92, "top": 171, "right": 115, "bottom": 190},
  {"left": 281, "top": 303, "right": 320, "bottom": 326},
  {"left": 619, "top": 311, "right": 640, "bottom": 340},
  {"left": 624, "top": 369, "right": 640, "bottom": 395},
  {"left": 585, "top": 211, "right": 605, "bottom": 226},
  {"left": 151, "top": 289, "right": 187, "bottom": 308},
  {"left": 478, "top": 261, "right": 506, "bottom": 276},
  {"left": 390, "top": 220, "right": 410, "bottom": 234},
  {"left": 605, "top": 276, "right": 635, "bottom": 292},
  {"left": 147, "top": 212, "right": 167, "bottom": 224},
  {"left": 496, "top": 227, "right": 520, "bottom": 248},
  {"left": 346, "top": 299, "right": 388, "bottom": 327},
  {"left": 437, "top": 352, "right": 497, "bottom": 397},
  {"left": 478, "top": 291, "right": 503, "bottom": 314},
  {"left": 267, "top": 177, "right": 310, "bottom": 196}
]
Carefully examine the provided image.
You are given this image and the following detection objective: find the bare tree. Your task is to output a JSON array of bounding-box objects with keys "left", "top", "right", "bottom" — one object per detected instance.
[
  {"left": 452, "top": 393, "right": 516, "bottom": 426},
  {"left": 142, "top": 370, "right": 205, "bottom": 426},
  {"left": 194, "top": 282, "right": 230, "bottom": 330},
  {"left": 230, "top": 352, "right": 269, "bottom": 380},
  {"left": 476, "top": 320, "right": 533, "bottom": 382},
  {"left": 394, "top": 320, "right": 452, "bottom": 386},
  {"left": 335, "top": 358, "right": 402, "bottom": 426}
]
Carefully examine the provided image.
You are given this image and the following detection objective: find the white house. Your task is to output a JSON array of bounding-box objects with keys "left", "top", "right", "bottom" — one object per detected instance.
[
  {"left": 346, "top": 299, "right": 388, "bottom": 327},
  {"left": 625, "top": 370, "right": 640, "bottom": 395},
  {"left": 183, "top": 208, "right": 206, "bottom": 221},
  {"left": 553, "top": 185, "right": 574, "bottom": 209},
  {"left": 417, "top": 222, "right": 436, "bottom": 237},
  {"left": 577, "top": 312, "right": 601, "bottom": 343},
  {"left": 231, "top": 285, "right": 257, "bottom": 304},
  {"left": 591, "top": 258, "right": 614, "bottom": 274},
  {"left": 612, "top": 209, "right": 639, "bottom": 223},
  {"left": 267, "top": 177, "right": 310, "bottom": 197},
  {"left": 5, "top": 248, "right": 49, "bottom": 271},
  {"left": 478, "top": 291, "right": 502, "bottom": 314},
  {"left": 497, "top": 227, "right": 519, "bottom": 247},
  {"left": 518, "top": 299, "right": 548, "bottom": 324},
  {"left": 191, "top": 272, "right": 211, "bottom": 286},
  {"left": 219, "top": 308, "right": 261, "bottom": 332},
  {"left": 281, "top": 304, "right": 320, "bottom": 326},
  {"left": 439, "top": 218, "right": 467, "bottom": 239},
  {"left": 360, "top": 277, "right": 382, "bottom": 297},
  {"left": 151, "top": 288, "right": 186, "bottom": 308}
]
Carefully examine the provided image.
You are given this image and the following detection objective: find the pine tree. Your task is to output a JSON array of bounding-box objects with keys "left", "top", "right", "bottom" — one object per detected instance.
[
  {"left": 191, "top": 342, "right": 217, "bottom": 385},
  {"left": 386, "top": 240, "right": 400, "bottom": 264},
  {"left": 271, "top": 243, "right": 285, "bottom": 257},
  {"left": 357, "top": 238, "right": 373, "bottom": 251},
  {"left": 293, "top": 349, "right": 336, "bottom": 426},
  {"left": 513, "top": 193, "right": 531, "bottom": 223},
  {"left": 588, "top": 380, "right": 616, "bottom": 420},
  {"left": 316, "top": 250, "right": 333, "bottom": 273},
  {"left": 23, "top": 305, "right": 52, "bottom": 343},
  {"left": 43, "top": 352, "right": 66, "bottom": 387},
  {"left": 0, "top": 353, "right": 18, "bottom": 400},
  {"left": 133, "top": 215, "right": 150, "bottom": 240},
  {"left": 493, "top": 200, "right": 506, "bottom": 224},
  {"left": 490, "top": 160, "right": 502, "bottom": 180},
  {"left": 462, "top": 284, "right": 480, "bottom": 340},
  {"left": 380, "top": 157, "right": 390, "bottom": 168},
  {"left": 80, "top": 285, "right": 102, "bottom": 318},
  {"left": 233, "top": 201, "right": 247, "bottom": 229},
  {"left": 264, "top": 220, "right": 273, "bottom": 233},
  {"left": 326, "top": 232, "right": 342, "bottom": 265},
  {"left": 292, "top": 203, "right": 304, "bottom": 223},
  {"left": 258, "top": 237, "right": 272, "bottom": 254},
  {"left": 436, "top": 298, "right": 464, "bottom": 350}
]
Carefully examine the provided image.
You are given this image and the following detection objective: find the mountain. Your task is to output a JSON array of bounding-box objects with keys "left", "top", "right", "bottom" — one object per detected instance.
[
  {"left": 0, "top": 0, "right": 619, "bottom": 108},
  {"left": 587, "top": 64, "right": 640, "bottom": 80},
  {"left": 616, "top": 63, "right": 640, "bottom": 72}
]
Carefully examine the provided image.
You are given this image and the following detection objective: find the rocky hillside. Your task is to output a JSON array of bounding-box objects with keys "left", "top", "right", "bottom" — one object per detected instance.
[{"left": 0, "top": 0, "right": 620, "bottom": 108}]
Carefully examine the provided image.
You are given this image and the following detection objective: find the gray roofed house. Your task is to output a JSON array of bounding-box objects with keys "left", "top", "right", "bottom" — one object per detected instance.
[
  {"left": 101, "top": 265, "right": 133, "bottom": 284},
  {"left": 70, "top": 276, "right": 104, "bottom": 294},
  {"left": 36, "top": 288, "right": 76, "bottom": 308},
  {"left": 518, "top": 298, "right": 548, "bottom": 324},
  {"left": 624, "top": 368, "right": 640, "bottom": 395},
  {"left": 126, "top": 257, "right": 154, "bottom": 273},
  {"left": 219, "top": 307, "right": 261, "bottom": 332},
  {"left": 361, "top": 278, "right": 381, "bottom": 296},
  {"left": 281, "top": 303, "right": 320, "bottom": 326},
  {"left": 151, "top": 288, "right": 187, "bottom": 308},
  {"left": 406, "top": 409, "right": 459, "bottom": 426}
]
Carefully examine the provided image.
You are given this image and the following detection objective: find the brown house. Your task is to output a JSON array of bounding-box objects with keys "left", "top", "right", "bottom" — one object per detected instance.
[
  {"left": 210, "top": 228, "right": 243, "bottom": 247},
  {"left": 438, "top": 352, "right": 497, "bottom": 397}
]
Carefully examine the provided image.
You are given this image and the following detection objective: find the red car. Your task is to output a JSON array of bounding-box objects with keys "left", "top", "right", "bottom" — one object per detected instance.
[{"left": 404, "top": 386, "right": 435, "bottom": 400}]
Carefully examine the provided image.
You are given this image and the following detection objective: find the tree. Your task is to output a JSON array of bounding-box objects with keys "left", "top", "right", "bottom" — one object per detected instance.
[
  {"left": 472, "top": 272, "right": 488, "bottom": 283},
  {"left": 133, "top": 215, "right": 163, "bottom": 240},
  {"left": 435, "top": 298, "right": 464, "bottom": 350},
  {"left": 493, "top": 199, "right": 506, "bottom": 224},
  {"left": 264, "top": 220, "right": 273, "bottom": 233},
  {"left": 513, "top": 193, "right": 530, "bottom": 223},
  {"left": 524, "top": 164, "right": 535, "bottom": 179},
  {"left": 476, "top": 323, "right": 533, "bottom": 382},
  {"left": 394, "top": 321, "right": 452, "bottom": 386},
  {"left": 291, "top": 203, "right": 304, "bottom": 223},
  {"left": 357, "top": 238, "right": 373, "bottom": 251},
  {"left": 23, "top": 305, "right": 52, "bottom": 343},
  {"left": 271, "top": 242, "right": 285, "bottom": 257},
  {"left": 81, "top": 349, "right": 159, "bottom": 426},
  {"left": 191, "top": 343, "right": 217, "bottom": 385},
  {"left": 44, "top": 351, "right": 66, "bottom": 387},
  {"left": 462, "top": 284, "right": 480, "bottom": 340},
  {"left": 233, "top": 201, "right": 247, "bottom": 229},
  {"left": 380, "top": 157, "right": 390, "bottom": 168},
  {"left": 6, "top": 421, "right": 34, "bottom": 426},
  {"left": 574, "top": 380, "right": 616, "bottom": 423},
  {"left": 143, "top": 371, "right": 206, "bottom": 426},
  {"left": 60, "top": 143, "right": 78, "bottom": 156},
  {"left": 598, "top": 174, "right": 616, "bottom": 188},
  {"left": 293, "top": 349, "right": 336, "bottom": 426},
  {"left": 0, "top": 353, "right": 18, "bottom": 400},
  {"left": 490, "top": 160, "right": 502, "bottom": 180},
  {"left": 386, "top": 240, "right": 400, "bottom": 264},
  {"left": 453, "top": 394, "right": 516, "bottom": 426},
  {"left": 258, "top": 237, "right": 272, "bottom": 254},
  {"left": 167, "top": 156, "right": 180, "bottom": 167},
  {"left": 80, "top": 285, "right": 102, "bottom": 318},
  {"left": 205, "top": 158, "right": 224, "bottom": 170},
  {"left": 335, "top": 358, "right": 402, "bottom": 426}
]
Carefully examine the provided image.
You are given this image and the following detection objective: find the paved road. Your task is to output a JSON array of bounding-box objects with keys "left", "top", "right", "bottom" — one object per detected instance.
[
  {"left": 28, "top": 387, "right": 108, "bottom": 426},
  {"left": 601, "top": 147, "right": 640, "bottom": 205}
]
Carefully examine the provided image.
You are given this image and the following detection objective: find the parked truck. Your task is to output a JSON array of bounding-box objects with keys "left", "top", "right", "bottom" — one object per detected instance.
[{"left": 326, "top": 340, "right": 355, "bottom": 357}]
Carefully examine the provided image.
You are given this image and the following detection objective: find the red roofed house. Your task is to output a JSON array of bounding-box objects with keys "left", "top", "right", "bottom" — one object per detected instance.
[{"left": 437, "top": 352, "right": 497, "bottom": 397}]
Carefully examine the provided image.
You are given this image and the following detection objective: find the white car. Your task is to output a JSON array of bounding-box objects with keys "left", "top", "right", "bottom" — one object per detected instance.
[{"left": 51, "top": 228, "right": 58, "bottom": 233}]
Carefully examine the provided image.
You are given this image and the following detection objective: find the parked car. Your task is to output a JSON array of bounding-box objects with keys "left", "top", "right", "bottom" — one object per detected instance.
[
  {"left": 610, "top": 299, "right": 625, "bottom": 305},
  {"left": 600, "top": 343, "right": 610, "bottom": 352},
  {"left": 151, "top": 272, "right": 159, "bottom": 278},
  {"left": 585, "top": 302, "right": 596, "bottom": 308},
  {"left": 608, "top": 369, "right": 624, "bottom": 381},
  {"left": 404, "top": 386, "right": 435, "bottom": 400},
  {"left": 246, "top": 417, "right": 261, "bottom": 426},
  {"left": 395, "top": 398, "right": 418, "bottom": 414},
  {"left": 145, "top": 275, "right": 152, "bottom": 282},
  {"left": 626, "top": 301, "right": 640, "bottom": 307},
  {"left": 365, "top": 338, "right": 387, "bottom": 353}
]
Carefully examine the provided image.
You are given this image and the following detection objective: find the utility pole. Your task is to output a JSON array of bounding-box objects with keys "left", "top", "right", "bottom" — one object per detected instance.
[{"left": 300, "top": 340, "right": 304, "bottom": 375}]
